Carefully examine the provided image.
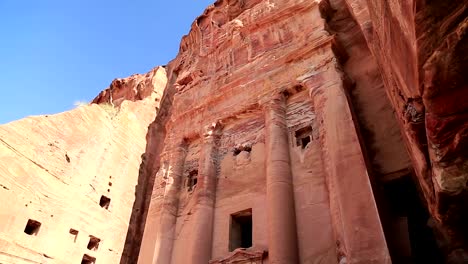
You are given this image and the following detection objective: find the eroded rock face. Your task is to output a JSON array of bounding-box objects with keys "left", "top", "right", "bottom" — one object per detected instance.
[
  {"left": 134, "top": 0, "right": 467, "bottom": 263},
  {"left": 0, "top": 67, "right": 166, "bottom": 263},
  {"left": 136, "top": 0, "right": 391, "bottom": 263},
  {"left": 335, "top": 0, "right": 468, "bottom": 258},
  {"left": 92, "top": 66, "right": 167, "bottom": 107},
  {"left": 1, "top": 0, "right": 466, "bottom": 263}
]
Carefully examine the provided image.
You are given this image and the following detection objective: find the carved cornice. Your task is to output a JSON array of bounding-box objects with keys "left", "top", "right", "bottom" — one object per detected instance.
[{"left": 209, "top": 249, "right": 267, "bottom": 264}]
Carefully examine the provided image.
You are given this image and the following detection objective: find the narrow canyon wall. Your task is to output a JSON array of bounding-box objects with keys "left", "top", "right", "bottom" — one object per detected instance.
[
  {"left": 337, "top": 0, "right": 468, "bottom": 260},
  {"left": 0, "top": 66, "right": 166, "bottom": 264}
]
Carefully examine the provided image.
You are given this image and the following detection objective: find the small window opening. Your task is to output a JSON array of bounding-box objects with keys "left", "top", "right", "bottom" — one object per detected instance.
[
  {"left": 99, "top": 195, "right": 111, "bottom": 209},
  {"left": 229, "top": 209, "right": 253, "bottom": 251},
  {"left": 24, "top": 219, "right": 41, "bottom": 235},
  {"left": 233, "top": 148, "right": 242, "bottom": 156},
  {"left": 69, "top": 229, "right": 79, "bottom": 242},
  {"left": 233, "top": 145, "right": 252, "bottom": 156},
  {"left": 295, "top": 126, "right": 313, "bottom": 149},
  {"left": 301, "top": 136, "right": 311, "bottom": 148},
  {"left": 87, "top": 236, "right": 101, "bottom": 251},
  {"left": 187, "top": 170, "right": 198, "bottom": 191},
  {"left": 81, "top": 254, "right": 96, "bottom": 264}
]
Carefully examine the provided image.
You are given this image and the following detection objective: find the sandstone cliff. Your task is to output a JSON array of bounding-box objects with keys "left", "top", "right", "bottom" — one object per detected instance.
[
  {"left": 0, "top": 0, "right": 466, "bottom": 263},
  {"left": 136, "top": 0, "right": 391, "bottom": 263},
  {"left": 132, "top": 0, "right": 467, "bottom": 263},
  {"left": 336, "top": 0, "right": 468, "bottom": 261},
  {"left": 92, "top": 67, "right": 167, "bottom": 107},
  {"left": 0, "top": 66, "right": 166, "bottom": 263}
]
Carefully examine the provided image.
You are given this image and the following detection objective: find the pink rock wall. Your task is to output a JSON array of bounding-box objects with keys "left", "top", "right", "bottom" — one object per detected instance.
[
  {"left": 1, "top": 0, "right": 465, "bottom": 263},
  {"left": 340, "top": 0, "right": 468, "bottom": 259},
  {"left": 92, "top": 66, "right": 167, "bottom": 107},
  {"left": 0, "top": 67, "right": 167, "bottom": 263},
  {"left": 137, "top": 0, "right": 388, "bottom": 263}
]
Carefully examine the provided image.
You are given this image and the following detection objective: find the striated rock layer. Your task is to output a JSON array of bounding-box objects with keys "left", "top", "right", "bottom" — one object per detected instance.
[
  {"left": 131, "top": 0, "right": 467, "bottom": 264},
  {"left": 0, "top": 0, "right": 466, "bottom": 263},
  {"left": 135, "top": 0, "right": 391, "bottom": 263},
  {"left": 0, "top": 67, "right": 166, "bottom": 263},
  {"left": 336, "top": 0, "right": 468, "bottom": 261},
  {"left": 92, "top": 67, "right": 167, "bottom": 107}
]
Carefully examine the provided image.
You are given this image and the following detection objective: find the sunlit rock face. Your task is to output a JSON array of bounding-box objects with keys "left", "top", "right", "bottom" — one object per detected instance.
[
  {"left": 136, "top": 0, "right": 391, "bottom": 263},
  {"left": 92, "top": 66, "right": 167, "bottom": 107},
  {"left": 0, "top": 67, "right": 166, "bottom": 264},
  {"left": 0, "top": 0, "right": 466, "bottom": 263},
  {"left": 135, "top": 0, "right": 467, "bottom": 263}
]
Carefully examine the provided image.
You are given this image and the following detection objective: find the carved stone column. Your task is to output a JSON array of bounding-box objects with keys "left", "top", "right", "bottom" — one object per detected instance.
[
  {"left": 152, "top": 141, "right": 187, "bottom": 264},
  {"left": 304, "top": 67, "right": 390, "bottom": 263},
  {"left": 264, "top": 94, "right": 299, "bottom": 264},
  {"left": 188, "top": 122, "right": 222, "bottom": 264}
]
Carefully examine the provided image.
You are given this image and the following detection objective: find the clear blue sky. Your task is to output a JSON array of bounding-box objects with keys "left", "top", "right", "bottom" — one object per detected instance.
[{"left": 0, "top": 0, "right": 213, "bottom": 124}]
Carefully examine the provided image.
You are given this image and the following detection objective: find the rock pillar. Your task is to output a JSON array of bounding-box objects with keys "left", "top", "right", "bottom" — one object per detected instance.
[
  {"left": 152, "top": 141, "right": 187, "bottom": 264},
  {"left": 264, "top": 94, "right": 299, "bottom": 263},
  {"left": 188, "top": 123, "right": 221, "bottom": 264},
  {"left": 304, "top": 66, "right": 390, "bottom": 263}
]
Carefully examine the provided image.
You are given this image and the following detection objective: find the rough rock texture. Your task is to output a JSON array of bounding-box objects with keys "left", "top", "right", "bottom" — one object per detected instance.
[
  {"left": 1, "top": 0, "right": 466, "bottom": 263},
  {"left": 333, "top": 0, "right": 468, "bottom": 260},
  {"left": 131, "top": 0, "right": 467, "bottom": 263},
  {"left": 134, "top": 0, "right": 391, "bottom": 263},
  {"left": 0, "top": 67, "right": 166, "bottom": 263},
  {"left": 92, "top": 67, "right": 167, "bottom": 107}
]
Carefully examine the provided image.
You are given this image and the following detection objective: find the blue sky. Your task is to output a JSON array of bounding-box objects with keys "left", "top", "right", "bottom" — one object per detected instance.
[{"left": 0, "top": 0, "right": 213, "bottom": 124}]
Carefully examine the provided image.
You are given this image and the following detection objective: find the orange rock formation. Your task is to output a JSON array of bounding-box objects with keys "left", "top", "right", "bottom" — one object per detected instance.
[
  {"left": 0, "top": 0, "right": 467, "bottom": 263},
  {"left": 0, "top": 67, "right": 166, "bottom": 263}
]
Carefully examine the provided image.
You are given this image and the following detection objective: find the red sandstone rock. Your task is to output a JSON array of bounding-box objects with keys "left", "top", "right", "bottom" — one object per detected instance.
[
  {"left": 92, "top": 66, "right": 167, "bottom": 107},
  {"left": 0, "top": 67, "right": 166, "bottom": 263},
  {"left": 136, "top": 1, "right": 389, "bottom": 263},
  {"left": 0, "top": 0, "right": 466, "bottom": 263},
  {"left": 339, "top": 0, "right": 468, "bottom": 259}
]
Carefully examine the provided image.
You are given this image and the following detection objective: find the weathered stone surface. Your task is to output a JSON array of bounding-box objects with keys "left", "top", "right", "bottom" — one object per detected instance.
[
  {"left": 337, "top": 0, "right": 468, "bottom": 258},
  {"left": 0, "top": 67, "right": 166, "bottom": 263},
  {"left": 1, "top": 0, "right": 466, "bottom": 263},
  {"left": 136, "top": 0, "right": 388, "bottom": 263},
  {"left": 92, "top": 66, "right": 167, "bottom": 107}
]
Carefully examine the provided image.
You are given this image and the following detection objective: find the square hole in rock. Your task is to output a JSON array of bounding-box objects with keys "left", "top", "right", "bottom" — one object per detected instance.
[
  {"left": 229, "top": 209, "right": 253, "bottom": 251},
  {"left": 295, "top": 126, "right": 312, "bottom": 149},
  {"left": 87, "top": 236, "right": 101, "bottom": 251},
  {"left": 301, "top": 136, "right": 311, "bottom": 148},
  {"left": 69, "top": 228, "right": 79, "bottom": 242},
  {"left": 24, "top": 219, "right": 41, "bottom": 236},
  {"left": 99, "top": 195, "right": 111, "bottom": 209},
  {"left": 81, "top": 254, "right": 96, "bottom": 264},
  {"left": 187, "top": 170, "right": 198, "bottom": 191}
]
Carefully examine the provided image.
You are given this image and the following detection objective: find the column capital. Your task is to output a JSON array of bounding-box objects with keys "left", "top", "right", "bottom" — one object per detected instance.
[
  {"left": 302, "top": 73, "right": 325, "bottom": 99},
  {"left": 202, "top": 121, "right": 223, "bottom": 141},
  {"left": 261, "top": 92, "right": 287, "bottom": 111}
]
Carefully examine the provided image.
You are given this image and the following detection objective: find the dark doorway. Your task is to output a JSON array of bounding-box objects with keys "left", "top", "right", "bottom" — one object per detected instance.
[
  {"left": 381, "top": 175, "right": 443, "bottom": 263},
  {"left": 229, "top": 209, "right": 253, "bottom": 251}
]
